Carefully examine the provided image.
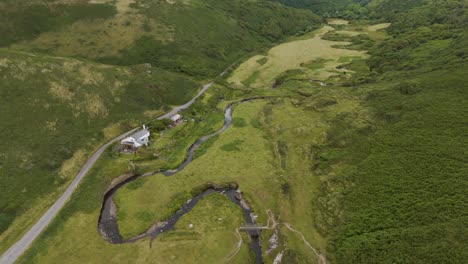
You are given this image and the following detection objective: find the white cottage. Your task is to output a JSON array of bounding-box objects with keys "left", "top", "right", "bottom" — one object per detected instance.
[{"left": 121, "top": 125, "right": 150, "bottom": 152}]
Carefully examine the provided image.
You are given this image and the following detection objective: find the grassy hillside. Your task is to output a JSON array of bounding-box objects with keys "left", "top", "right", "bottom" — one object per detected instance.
[
  {"left": 313, "top": 0, "right": 468, "bottom": 262},
  {"left": 0, "top": 49, "right": 199, "bottom": 252},
  {"left": 0, "top": 0, "right": 118, "bottom": 46},
  {"left": 5, "top": 0, "right": 322, "bottom": 77}
]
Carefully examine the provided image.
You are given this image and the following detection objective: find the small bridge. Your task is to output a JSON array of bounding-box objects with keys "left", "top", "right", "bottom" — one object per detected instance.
[{"left": 238, "top": 224, "right": 271, "bottom": 231}]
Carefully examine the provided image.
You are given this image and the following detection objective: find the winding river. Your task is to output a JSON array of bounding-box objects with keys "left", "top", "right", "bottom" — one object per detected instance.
[{"left": 98, "top": 98, "right": 267, "bottom": 263}]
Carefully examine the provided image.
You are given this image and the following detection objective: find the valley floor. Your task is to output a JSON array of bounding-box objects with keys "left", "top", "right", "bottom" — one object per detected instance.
[{"left": 13, "top": 20, "right": 379, "bottom": 263}]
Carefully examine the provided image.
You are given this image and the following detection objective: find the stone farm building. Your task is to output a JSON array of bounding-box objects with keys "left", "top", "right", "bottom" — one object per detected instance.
[{"left": 121, "top": 126, "right": 150, "bottom": 152}]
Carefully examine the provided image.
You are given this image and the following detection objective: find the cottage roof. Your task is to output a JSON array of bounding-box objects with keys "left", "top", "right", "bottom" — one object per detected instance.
[
  {"left": 130, "top": 128, "right": 150, "bottom": 140},
  {"left": 170, "top": 114, "right": 182, "bottom": 122}
]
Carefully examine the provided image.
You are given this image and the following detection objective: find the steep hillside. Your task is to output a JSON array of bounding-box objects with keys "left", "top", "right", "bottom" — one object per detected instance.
[{"left": 5, "top": 0, "right": 322, "bottom": 77}]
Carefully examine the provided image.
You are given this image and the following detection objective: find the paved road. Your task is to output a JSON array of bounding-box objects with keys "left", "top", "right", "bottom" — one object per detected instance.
[
  {"left": 158, "top": 82, "right": 213, "bottom": 120},
  {"left": 0, "top": 80, "right": 217, "bottom": 264}
]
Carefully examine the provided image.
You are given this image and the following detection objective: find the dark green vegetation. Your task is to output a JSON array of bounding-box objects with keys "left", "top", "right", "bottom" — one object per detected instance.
[
  {"left": 268, "top": 0, "right": 427, "bottom": 20},
  {"left": 301, "top": 58, "right": 332, "bottom": 70},
  {"left": 0, "top": 1, "right": 117, "bottom": 46},
  {"left": 310, "top": 0, "right": 468, "bottom": 263},
  {"left": 256, "top": 57, "right": 269, "bottom": 65},
  {"left": 101, "top": 0, "right": 321, "bottom": 77},
  {"left": 268, "top": 0, "right": 368, "bottom": 18}
]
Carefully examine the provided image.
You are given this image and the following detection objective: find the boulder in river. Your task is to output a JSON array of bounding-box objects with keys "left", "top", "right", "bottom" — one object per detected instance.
[{"left": 234, "top": 192, "right": 242, "bottom": 200}]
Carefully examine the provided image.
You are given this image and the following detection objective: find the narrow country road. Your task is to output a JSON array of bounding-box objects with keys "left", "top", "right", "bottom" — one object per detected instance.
[
  {"left": 158, "top": 82, "right": 213, "bottom": 119},
  {"left": 0, "top": 77, "right": 220, "bottom": 264}
]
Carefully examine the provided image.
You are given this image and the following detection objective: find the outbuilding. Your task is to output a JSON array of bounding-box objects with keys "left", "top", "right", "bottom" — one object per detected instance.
[{"left": 170, "top": 114, "right": 182, "bottom": 123}]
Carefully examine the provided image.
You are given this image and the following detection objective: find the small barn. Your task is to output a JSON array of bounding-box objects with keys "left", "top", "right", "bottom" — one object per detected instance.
[
  {"left": 170, "top": 114, "right": 182, "bottom": 124},
  {"left": 121, "top": 125, "right": 150, "bottom": 152}
]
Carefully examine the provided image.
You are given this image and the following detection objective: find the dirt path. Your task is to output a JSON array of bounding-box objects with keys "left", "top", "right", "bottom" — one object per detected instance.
[
  {"left": 225, "top": 228, "right": 243, "bottom": 262},
  {"left": 284, "top": 223, "right": 327, "bottom": 264}
]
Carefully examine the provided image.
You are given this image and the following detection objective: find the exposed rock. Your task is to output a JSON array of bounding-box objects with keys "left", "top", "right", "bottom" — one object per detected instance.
[
  {"left": 273, "top": 250, "right": 284, "bottom": 264},
  {"left": 266, "top": 230, "right": 279, "bottom": 255},
  {"left": 234, "top": 192, "right": 242, "bottom": 200}
]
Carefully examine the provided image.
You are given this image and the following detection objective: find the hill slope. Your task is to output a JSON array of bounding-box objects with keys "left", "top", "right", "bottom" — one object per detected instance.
[
  {"left": 5, "top": 0, "right": 321, "bottom": 77},
  {"left": 313, "top": 0, "right": 468, "bottom": 262}
]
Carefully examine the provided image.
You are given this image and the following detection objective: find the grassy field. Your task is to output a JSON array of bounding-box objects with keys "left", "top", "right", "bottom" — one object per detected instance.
[
  {"left": 20, "top": 188, "right": 250, "bottom": 264},
  {"left": 227, "top": 25, "right": 368, "bottom": 88},
  {"left": 114, "top": 100, "right": 276, "bottom": 239}
]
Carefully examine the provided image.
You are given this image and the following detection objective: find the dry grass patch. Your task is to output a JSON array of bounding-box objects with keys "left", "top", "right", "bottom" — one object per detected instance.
[
  {"left": 228, "top": 26, "right": 367, "bottom": 88},
  {"left": 335, "top": 30, "right": 362, "bottom": 36},
  {"left": 83, "top": 93, "right": 109, "bottom": 117},
  {"left": 59, "top": 149, "right": 87, "bottom": 180},
  {"left": 90, "top": 0, "right": 134, "bottom": 14},
  {"left": 367, "top": 23, "right": 391, "bottom": 32},
  {"left": 327, "top": 18, "right": 349, "bottom": 25},
  {"left": 144, "top": 109, "right": 165, "bottom": 119},
  {"left": 79, "top": 65, "right": 104, "bottom": 85},
  {"left": 46, "top": 120, "right": 58, "bottom": 131},
  {"left": 49, "top": 81, "right": 75, "bottom": 101},
  {"left": 11, "top": 0, "right": 174, "bottom": 59}
]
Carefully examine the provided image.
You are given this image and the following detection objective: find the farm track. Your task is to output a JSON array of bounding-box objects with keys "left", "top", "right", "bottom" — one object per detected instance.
[{"left": 284, "top": 223, "right": 327, "bottom": 264}]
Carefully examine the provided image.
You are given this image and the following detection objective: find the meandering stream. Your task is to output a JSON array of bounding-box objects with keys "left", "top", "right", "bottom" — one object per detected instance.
[{"left": 98, "top": 98, "right": 266, "bottom": 263}]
